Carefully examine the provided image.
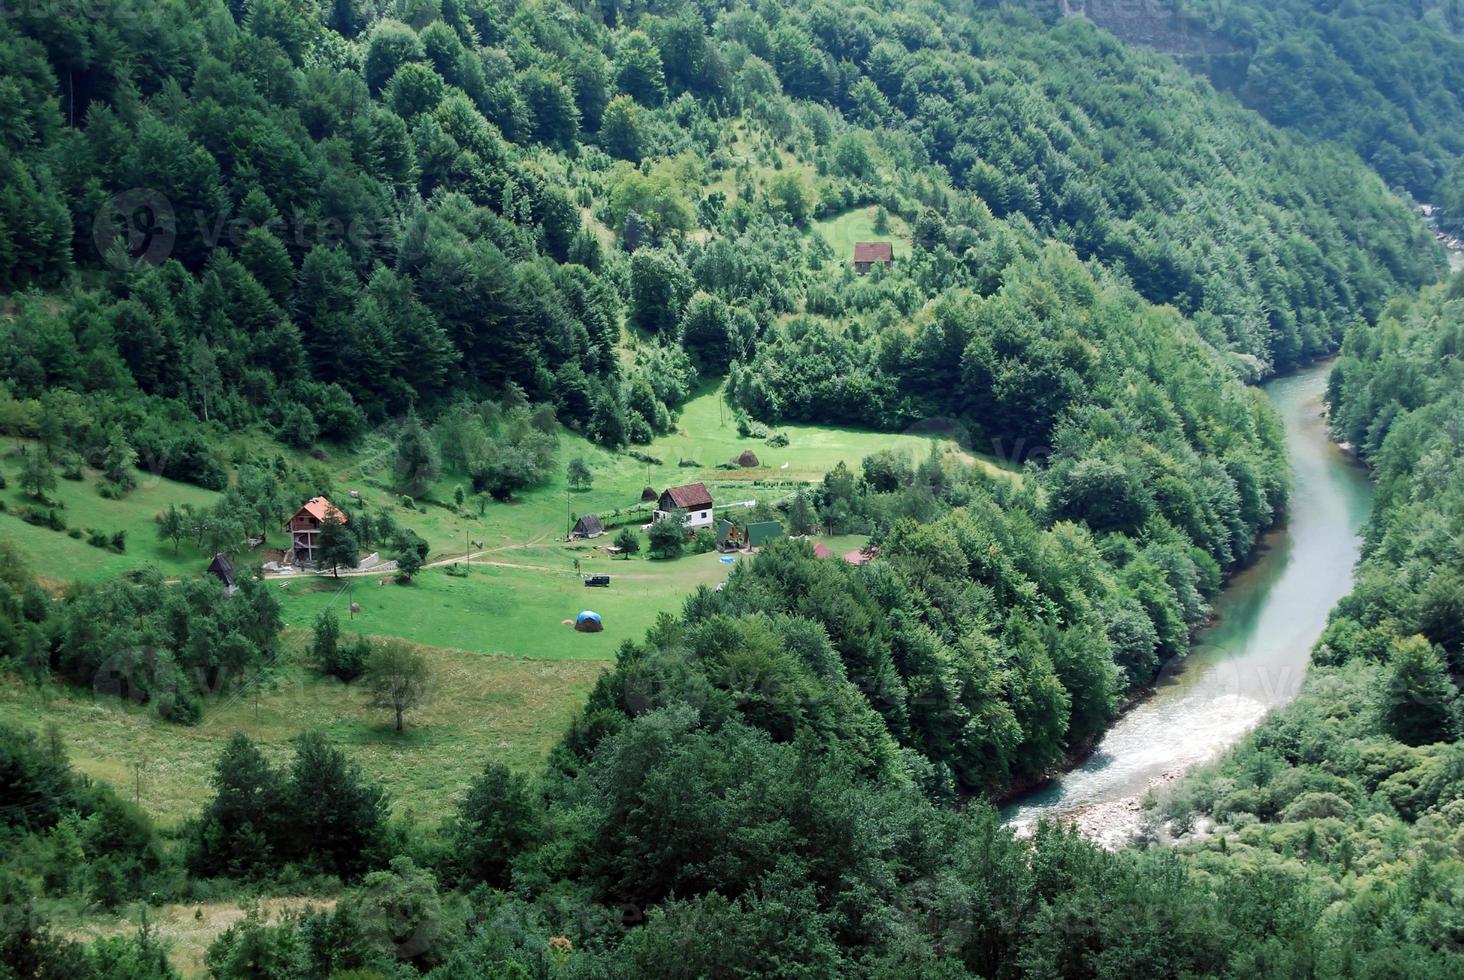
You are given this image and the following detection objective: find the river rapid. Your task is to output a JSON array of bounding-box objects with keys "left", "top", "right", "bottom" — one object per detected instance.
[{"left": 1003, "top": 361, "right": 1374, "bottom": 847}]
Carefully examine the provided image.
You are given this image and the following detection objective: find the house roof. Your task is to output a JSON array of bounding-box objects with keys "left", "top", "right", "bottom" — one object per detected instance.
[
  {"left": 574, "top": 514, "right": 604, "bottom": 535},
  {"left": 812, "top": 542, "right": 834, "bottom": 559},
  {"left": 842, "top": 546, "right": 880, "bottom": 566},
  {"left": 295, "top": 496, "right": 346, "bottom": 524},
  {"left": 207, "top": 553, "right": 236, "bottom": 587},
  {"left": 661, "top": 482, "right": 714, "bottom": 510},
  {"left": 853, "top": 241, "right": 894, "bottom": 264}
]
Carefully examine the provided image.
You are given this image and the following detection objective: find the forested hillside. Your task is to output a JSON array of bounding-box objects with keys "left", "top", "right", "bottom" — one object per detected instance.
[
  {"left": 1074, "top": 0, "right": 1464, "bottom": 227},
  {"left": 0, "top": 0, "right": 1440, "bottom": 476},
  {"left": 0, "top": 0, "right": 1457, "bottom": 976},
  {"left": 1157, "top": 276, "right": 1464, "bottom": 974}
]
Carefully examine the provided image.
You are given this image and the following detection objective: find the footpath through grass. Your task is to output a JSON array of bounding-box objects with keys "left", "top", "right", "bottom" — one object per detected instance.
[{"left": 274, "top": 548, "right": 742, "bottom": 659}]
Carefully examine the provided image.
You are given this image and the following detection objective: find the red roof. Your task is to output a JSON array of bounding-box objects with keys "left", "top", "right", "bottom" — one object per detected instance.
[
  {"left": 812, "top": 542, "right": 834, "bottom": 559},
  {"left": 660, "top": 483, "right": 714, "bottom": 510},
  {"left": 296, "top": 496, "right": 346, "bottom": 524},
  {"left": 853, "top": 242, "right": 894, "bottom": 264},
  {"left": 842, "top": 546, "right": 879, "bottom": 566}
]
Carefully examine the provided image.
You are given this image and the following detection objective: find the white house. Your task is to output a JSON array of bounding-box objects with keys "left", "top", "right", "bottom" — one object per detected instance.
[{"left": 655, "top": 482, "right": 715, "bottom": 531}]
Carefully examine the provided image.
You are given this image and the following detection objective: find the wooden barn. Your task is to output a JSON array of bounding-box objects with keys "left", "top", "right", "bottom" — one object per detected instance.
[{"left": 572, "top": 513, "right": 605, "bottom": 539}]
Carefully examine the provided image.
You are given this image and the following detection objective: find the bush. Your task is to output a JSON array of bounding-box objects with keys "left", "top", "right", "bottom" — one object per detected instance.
[
  {"left": 648, "top": 516, "right": 686, "bottom": 559},
  {"left": 766, "top": 433, "right": 789, "bottom": 448},
  {"left": 691, "top": 529, "right": 716, "bottom": 553}
]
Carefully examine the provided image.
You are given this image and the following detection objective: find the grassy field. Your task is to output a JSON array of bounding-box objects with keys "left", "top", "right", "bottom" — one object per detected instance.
[
  {"left": 3, "top": 386, "right": 997, "bottom": 830},
  {"left": 0, "top": 630, "right": 605, "bottom": 829},
  {"left": 61, "top": 897, "right": 336, "bottom": 979},
  {"left": 274, "top": 547, "right": 744, "bottom": 659},
  {"left": 813, "top": 206, "right": 912, "bottom": 263},
  {"left": 0, "top": 441, "right": 224, "bottom": 586},
  {"left": 257, "top": 381, "right": 1000, "bottom": 656}
]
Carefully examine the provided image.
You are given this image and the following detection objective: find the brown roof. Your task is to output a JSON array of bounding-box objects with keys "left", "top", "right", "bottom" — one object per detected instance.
[
  {"left": 661, "top": 482, "right": 713, "bottom": 510},
  {"left": 812, "top": 542, "right": 834, "bottom": 559},
  {"left": 842, "top": 546, "right": 879, "bottom": 566},
  {"left": 296, "top": 496, "right": 346, "bottom": 523},
  {"left": 853, "top": 242, "right": 894, "bottom": 264}
]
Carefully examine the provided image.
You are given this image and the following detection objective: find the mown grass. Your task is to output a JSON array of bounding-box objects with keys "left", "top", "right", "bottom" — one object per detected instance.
[
  {"left": 813, "top": 206, "right": 912, "bottom": 264},
  {"left": 264, "top": 382, "right": 1000, "bottom": 658},
  {"left": 273, "top": 547, "right": 742, "bottom": 659},
  {"left": 0, "top": 630, "right": 604, "bottom": 829},
  {"left": 2, "top": 386, "right": 990, "bottom": 830},
  {"left": 0, "top": 441, "right": 224, "bottom": 586}
]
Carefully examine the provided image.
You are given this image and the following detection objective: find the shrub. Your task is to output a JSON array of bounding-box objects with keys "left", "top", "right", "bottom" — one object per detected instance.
[{"left": 648, "top": 516, "right": 685, "bottom": 559}]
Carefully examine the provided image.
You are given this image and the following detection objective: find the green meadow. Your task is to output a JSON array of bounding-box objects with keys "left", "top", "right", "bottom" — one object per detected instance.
[
  {"left": 3, "top": 385, "right": 1001, "bottom": 820},
  {"left": 0, "top": 440, "right": 224, "bottom": 585},
  {"left": 812, "top": 206, "right": 912, "bottom": 263},
  {"left": 0, "top": 630, "right": 606, "bottom": 829}
]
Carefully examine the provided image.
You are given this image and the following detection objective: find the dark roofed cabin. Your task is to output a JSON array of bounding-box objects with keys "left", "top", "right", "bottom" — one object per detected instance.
[
  {"left": 853, "top": 241, "right": 894, "bottom": 274},
  {"left": 656, "top": 482, "right": 715, "bottom": 531},
  {"left": 572, "top": 513, "right": 605, "bottom": 538},
  {"left": 207, "top": 552, "right": 237, "bottom": 593}
]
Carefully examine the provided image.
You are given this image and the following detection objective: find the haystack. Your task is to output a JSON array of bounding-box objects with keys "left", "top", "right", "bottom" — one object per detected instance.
[{"left": 735, "top": 450, "right": 760, "bottom": 468}]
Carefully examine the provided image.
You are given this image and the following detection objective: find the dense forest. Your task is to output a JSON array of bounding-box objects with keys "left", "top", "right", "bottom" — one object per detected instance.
[
  {"left": 1156, "top": 275, "right": 1464, "bottom": 974},
  {"left": 1082, "top": 0, "right": 1464, "bottom": 227},
  {"left": 0, "top": 0, "right": 1459, "bottom": 976},
  {"left": 0, "top": 0, "right": 1441, "bottom": 484}
]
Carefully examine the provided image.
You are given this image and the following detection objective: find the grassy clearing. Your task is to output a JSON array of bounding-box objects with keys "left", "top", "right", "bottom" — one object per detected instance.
[
  {"left": 0, "top": 630, "right": 604, "bottom": 829},
  {"left": 0, "top": 441, "right": 224, "bottom": 586},
  {"left": 813, "top": 206, "right": 912, "bottom": 263},
  {"left": 262, "top": 383, "right": 1001, "bottom": 659},
  {"left": 274, "top": 547, "right": 741, "bottom": 659},
  {"left": 60, "top": 896, "right": 336, "bottom": 979}
]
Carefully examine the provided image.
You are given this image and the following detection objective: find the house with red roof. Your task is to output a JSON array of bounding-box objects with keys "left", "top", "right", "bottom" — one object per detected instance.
[
  {"left": 853, "top": 241, "right": 894, "bottom": 274},
  {"left": 655, "top": 482, "right": 715, "bottom": 531},
  {"left": 286, "top": 496, "right": 346, "bottom": 565}
]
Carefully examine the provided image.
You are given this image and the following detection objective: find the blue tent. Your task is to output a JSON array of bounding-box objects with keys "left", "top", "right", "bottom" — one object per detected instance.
[{"left": 575, "top": 610, "right": 603, "bottom": 632}]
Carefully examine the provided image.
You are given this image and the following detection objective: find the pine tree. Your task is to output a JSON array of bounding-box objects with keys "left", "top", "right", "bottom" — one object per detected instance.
[{"left": 393, "top": 413, "right": 440, "bottom": 497}]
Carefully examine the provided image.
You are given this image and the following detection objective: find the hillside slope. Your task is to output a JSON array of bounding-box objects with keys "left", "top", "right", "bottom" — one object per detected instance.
[{"left": 1068, "top": 0, "right": 1464, "bottom": 228}]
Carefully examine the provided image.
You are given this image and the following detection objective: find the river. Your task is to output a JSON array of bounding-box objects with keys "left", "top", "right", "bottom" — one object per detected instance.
[{"left": 1003, "top": 361, "right": 1374, "bottom": 846}]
